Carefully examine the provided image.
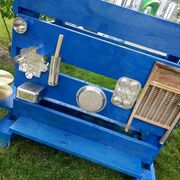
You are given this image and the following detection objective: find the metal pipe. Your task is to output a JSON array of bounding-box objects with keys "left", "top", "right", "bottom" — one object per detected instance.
[
  {"left": 48, "top": 34, "right": 64, "bottom": 86},
  {"left": 156, "top": 0, "right": 169, "bottom": 17},
  {"left": 163, "top": 1, "right": 177, "bottom": 19}
]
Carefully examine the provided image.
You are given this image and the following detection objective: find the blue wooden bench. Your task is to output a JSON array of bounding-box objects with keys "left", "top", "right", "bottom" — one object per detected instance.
[{"left": 0, "top": 1, "right": 179, "bottom": 179}]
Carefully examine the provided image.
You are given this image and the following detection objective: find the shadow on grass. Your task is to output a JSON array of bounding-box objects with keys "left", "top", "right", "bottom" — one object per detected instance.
[{"left": 0, "top": 136, "right": 130, "bottom": 180}]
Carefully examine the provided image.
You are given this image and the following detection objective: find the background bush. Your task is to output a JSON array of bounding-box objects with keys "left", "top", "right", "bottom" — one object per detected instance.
[{"left": 0, "top": 0, "right": 14, "bottom": 19}]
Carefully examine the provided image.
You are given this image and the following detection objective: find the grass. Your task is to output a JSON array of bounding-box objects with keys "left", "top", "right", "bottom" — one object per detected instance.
[
  {"left": 0, "top": 18, "right": 180, "bottom": 180},
  {"left": 0, "top": 18, "right": 13, "bottom": 46}
]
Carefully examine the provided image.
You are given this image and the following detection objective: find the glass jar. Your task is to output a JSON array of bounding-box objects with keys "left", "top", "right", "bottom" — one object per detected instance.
[
  {"left": 140, "top": 0, "right": 161, "bottom": 16},
  {"left": 157, "top": 0, "right": 180, "bottom": 23}
]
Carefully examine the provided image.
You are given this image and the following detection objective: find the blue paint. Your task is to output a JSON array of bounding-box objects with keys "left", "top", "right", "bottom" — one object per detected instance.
[
  {"left": 0, "top": 0, "right": 179, "bottom": 179},
  {"left": 9, "top": 116, "right": 143, "bottom": 178},
  {"left": 0, "top": 84, "right": 15, "bottom": 110},
  {"left": 12, "top": 15, "right": 179, "bottom": 82},
  {"left": 0, "top": 115, "right": 14, "bottom": 148},
  {"left": 141, "top": 164, "right": 156, "bottom": 180},
  {"left": 13, "top": 0, "right": 180, "bottom": 58},
  {"left": 12, "top": 99, "right": 159, "bottom": 164},
  {"left": 13, "top": 72, "right": 166, "bottom": 138}
]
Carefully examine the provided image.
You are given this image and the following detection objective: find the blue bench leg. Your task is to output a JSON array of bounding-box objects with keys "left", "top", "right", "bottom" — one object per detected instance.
[
  {"left": 0, "top": 132, "right": 12, "bottom": 148},
  {"left": 134, "top": 163, "right": 156, "bottom": 180},
  {"left": 0, "top": 117, "right": 14, "bottom": 148}
]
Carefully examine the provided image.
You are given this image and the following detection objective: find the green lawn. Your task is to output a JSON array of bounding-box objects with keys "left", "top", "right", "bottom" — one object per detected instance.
[
  {"left": 0, "top": 18, "right": 180, "bottom": 180},
  {"left": 0, "top": 18, "right": 13, "bottom": 46}
]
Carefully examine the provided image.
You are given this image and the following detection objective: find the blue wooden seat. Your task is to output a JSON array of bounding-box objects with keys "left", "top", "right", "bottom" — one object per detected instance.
[{"left": 0, "top": 0, "right": 180, "bottom": 179}]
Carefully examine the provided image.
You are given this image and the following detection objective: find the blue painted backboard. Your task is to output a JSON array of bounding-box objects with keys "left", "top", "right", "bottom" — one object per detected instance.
[
  {"left": 1, "top": 0, "right": 180, "bottom": 179},
  {"left": 12, "top": 0, "right": 180, "bottom": 138}
]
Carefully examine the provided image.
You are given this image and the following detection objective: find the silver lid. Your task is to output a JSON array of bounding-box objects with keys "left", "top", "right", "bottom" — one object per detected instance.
[
  {"left": 13, "top": 17, "right": 28, "bottom": 34},
  {"left": 76, "top": 85, "right": 107, "bottom": 113}
]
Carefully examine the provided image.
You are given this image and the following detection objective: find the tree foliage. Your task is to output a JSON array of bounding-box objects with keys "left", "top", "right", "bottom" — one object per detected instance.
[{"left": 0, "top": 0, "right": 14, "bottom": 19}]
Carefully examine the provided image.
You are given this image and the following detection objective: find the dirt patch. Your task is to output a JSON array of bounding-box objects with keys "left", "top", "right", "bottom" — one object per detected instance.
[{"left": 0, "top": 44, "right": 14, "bottom": 65}]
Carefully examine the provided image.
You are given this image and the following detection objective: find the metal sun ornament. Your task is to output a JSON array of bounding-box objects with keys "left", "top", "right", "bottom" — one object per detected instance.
[{"left": 15, "top": 47, "right": 49, "bottom": 79}]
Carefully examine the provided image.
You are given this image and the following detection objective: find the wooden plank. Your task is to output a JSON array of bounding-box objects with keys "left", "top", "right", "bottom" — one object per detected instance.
[
  {"left": 139, "top": 86, "right": 156, "bottom": 117},
  {"left": 12, "top": 16, "right": 180, "bottom": 84},
  {"left": 160, "top": 112, "right": 180, "bottom": 144},
  {"left": 151, "top": 63, "right": 180, "bottom": 97},
  {"left": 134, "top": 115, "right": 170, "bottom": 130},
  {"left": 146, "top": 89, "right": 163, "bottom": 119},
  {"left": 125, "top": 65, "right": 159, "bottom": 132},
  {"left": 10, "top": 116, "right": 143, "bottom": 177},
  {"left": 125, "top": 63, "right": 180, "bottom": 132},
  {"left": 13, "top": 0, "right": 180, "bottom": 57},
  {"left": 152, "top": 91, "right": 170, "bottom": 121},
  {"left": 12, "top": 99, "right": 159, "bottom": 164},
  {"left": 155, "top": 62, "right": 180, "bottom": 74},
  {"left": 13, "top": 73, "right": 165, "bottom": 137},
  {"left": 150, "top": 81, "right": 180, "bottom": 94},
  {"left": 165, "top": 102, "right": 179, "bottom": 126},
  {"left": 0, "top": 117, "right": 14, "bottom": 148},
  {"left": 159, "top": 94, "right": 176, "bottom": 124}
]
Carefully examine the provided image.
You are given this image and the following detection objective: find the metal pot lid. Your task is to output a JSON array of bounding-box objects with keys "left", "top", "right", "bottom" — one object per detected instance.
[
  {"left": 0, "top": 70, "right": 14, "bottom": 86},
  {"left": 0, "top": 85, "right": 13, "bottom": 100},
  {"left": 76, "top": 85, "right": 107, "bottom": 113}
]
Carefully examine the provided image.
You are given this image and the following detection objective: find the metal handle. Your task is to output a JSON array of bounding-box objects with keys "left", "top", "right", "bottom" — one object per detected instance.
[{"left": 48, "top": 34, "right": 64, "bottom": 86}]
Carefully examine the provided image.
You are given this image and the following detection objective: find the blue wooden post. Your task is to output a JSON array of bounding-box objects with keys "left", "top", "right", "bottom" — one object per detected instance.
[{"left": 0, "top": 0, "right": 179, "bottom": 179}]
